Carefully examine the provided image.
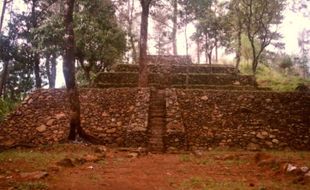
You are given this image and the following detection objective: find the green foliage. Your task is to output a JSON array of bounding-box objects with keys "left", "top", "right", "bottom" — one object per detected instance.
[
  {"left": 279, "top": 55, "right": 293, "bottom": 69},
  {"left": 12, "top": 182, "right": 48, "bottom": 190},
  {"left": 240, "top": 61, "right": 310, "bottom": 91},
  {"left": 0, "top": 99, "right": 17, "bottom": 121},
  {"left": 75, "top": 0, "right": 127, "bottom": 77}
]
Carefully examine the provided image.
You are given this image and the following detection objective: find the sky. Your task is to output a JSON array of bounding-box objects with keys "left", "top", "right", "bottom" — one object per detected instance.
[{"left": 1, "top": 0, "right": 309, "bottom": 87}]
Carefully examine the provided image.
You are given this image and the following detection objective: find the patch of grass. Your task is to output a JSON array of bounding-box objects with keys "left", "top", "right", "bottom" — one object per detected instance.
[
  {"left": 179, "top": 177, "right": 207, "bottom": 190},
  {"left": 179, "top": 154, "right": 191, "bottom": 162},
  {"left": 0, "top": 150, "right": 66, "bottom": 169},
  {"left": 179, "top": 178, "right": 248, "bottom": 190},
  {"left": 240, "top": 62, "right": 310, "bottom": 92},
  {"left": 12, "top": 182, "right": 48, "bottom": 190},
  {"left": 0, "top": 98, "right": 18, "bottom": 121}
]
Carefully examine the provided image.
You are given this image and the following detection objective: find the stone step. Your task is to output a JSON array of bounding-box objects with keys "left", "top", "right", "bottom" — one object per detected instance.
[{"left": 148, "top": 89, "right": 166, "bottom": 153}]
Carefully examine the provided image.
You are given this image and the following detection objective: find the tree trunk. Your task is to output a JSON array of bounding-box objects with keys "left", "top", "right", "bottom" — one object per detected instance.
[
  {"left": 138, "top": 0, "right": 151, "bottom": 87},
  {"left": 64, "top": 0, "right": 99, "bottom": 143},
  {"left": 31, "top": 0, "right": 42, "bottom": 89},
  {"left": 172, "top": 0, "right": 178, "bottom": 55},
  {"left": 0, "top": 61, "right": 9, "bottom": 97},
  {"left": 0, "top": 0, "right": 7, "bottom": 33},
  {"left": 50, "top": 53, "right": 57, "bottom": 88},
  {"left": 34, "top": 55, "right": 42, "bottom": 88},
  {"left": 45, "top": 54, "right": 52, "bottom": 87},
  {"left": 128, "top": 0, "right": 137, "bottom": 64},
  {"left": 215, "top": 41, "right": 218, "bottom": 63},
  {"left": 235, "top": 19, "right": 242, "bottom": 70}
]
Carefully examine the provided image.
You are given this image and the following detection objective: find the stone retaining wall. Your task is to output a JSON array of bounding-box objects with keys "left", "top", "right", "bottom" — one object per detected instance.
[
  {"left": 94, "top": 73, "right": 255, "bottom": 88},
  {"left": 113, "top": 64, "right": 237, "bottom": 74},
  {"left": 1, "top": 88, "right": 309, "bottom": 151},
  {"left": 166, "top": 89, "right": 310, "bottom": 151},
  {"left": 0, "top": 88, "right": 150, "bottom": 147}
]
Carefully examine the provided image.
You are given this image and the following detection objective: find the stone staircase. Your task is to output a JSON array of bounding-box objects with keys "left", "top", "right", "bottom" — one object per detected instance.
[{"left": 148, "top": 89, "right": 166, "bottom": 153}]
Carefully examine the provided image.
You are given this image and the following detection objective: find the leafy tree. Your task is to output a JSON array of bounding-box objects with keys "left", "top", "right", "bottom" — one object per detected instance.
[
  {"left": 240, "top": 0, "right": 285, "bottom": 74},
  {"left": 74, "top": 0, "right": 126, "bottom": 85}
]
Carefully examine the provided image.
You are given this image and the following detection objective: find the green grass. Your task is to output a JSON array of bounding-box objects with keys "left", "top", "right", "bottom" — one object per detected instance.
[
  {"left": 0, "top": 150, "right": 66, "bottom": 170},
  {"left": 179, "top": 177, "right": 249, "bottom": 190},
  {"left": 179, "top": 154, "right": 191, "bottom": 162},
  {"left": 240, "top": 62, "right": 310, "bottom": 92},
  {"left": 12, "top": 182, "right": 48, "bottom": 190},
  {"left": 0, "top": 98, "right": 18, "bottom": 121}
]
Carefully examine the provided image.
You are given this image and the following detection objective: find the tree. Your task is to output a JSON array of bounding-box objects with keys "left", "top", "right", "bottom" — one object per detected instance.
[
  {"left": 75, "top": 0, "right": 126, "bottom": 85},
  {"left": 63, "top": 0, "right": 99, "bottom": 142},
  {"left": 171, "top": 0, "right": 178, "bottom": 55},
  {"left": 226, "top": 0, "right": 243, "bottom": 69},
  {"left": 297, "top": 29, "right": 310, "bottom": 78},
  {"left": 240, "top": 0, "right": 285, "bottom": 74},
  {"left": 0, "top": 0, "right": 8, "bottom": 33},
  {"left": 139, "top": 0, "right": 152, "bottom": 87}
]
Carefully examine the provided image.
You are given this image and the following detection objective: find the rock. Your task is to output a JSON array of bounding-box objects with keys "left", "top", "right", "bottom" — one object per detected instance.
[
  {"left": 106, "top": 128, "right": 116, "bottom": 134},
  {"left": 127, "top": 152, "right": 139, "bottom": 158},
  {"left": 272, "top": 139, "right": 279, "bottom": 144},
  {"left": 200, "top": 96, "right": 209, "bottom": 101},
  {"left": 247, "top": 143, "right": 261, "bottom": 151},
  {"left": 233, "top": 81, "right": 241, "bottom": 85},
  {"left": 94, "top": 146, "right": 107, "bottom": 154},
  {"left": 261, "top": 131, "right": 269, "bottom": 136},
  {"left": 102, "top": 112, "right": 109, "bottom": 117},
  {"left": 20, "top": 171, "right": 48, "bottom": 180},
  {"left": 36, "top": 125, "right": 47, "bottom": 132},
  {"left": 287, "top": 164, "right": 298, "bottom": 172},
  {"left": 265, "top": 99, "right": 272, "bottom": 103},
  {"left": 192, "top": 150, "right": 203, "bottom": 158},
  {"left": 300, "top": 166, "right": 309, "bottom": 173},
  {"left": 2, "top": 140, "right": 15, "bottom": 147},
  {"left": 256, "top": 133, "right": 265, "bottom": 139},
  {"left": 0, "top": 175, "right": 4, "bottom": 179},
  {"left": 83, "top": 154, "right": 101, "bottom": 162},
  {"left": 55, "top": 113, "right": 66, "bottom": 120},
  {"left": 57, "top": 158, "right": 75, "bottom": 167},
  {"left": 46, "top": 119, "right": 55, "bottom": 126},
  {"left": 305, "top": 171, "right": 310, "bottom": 177}
]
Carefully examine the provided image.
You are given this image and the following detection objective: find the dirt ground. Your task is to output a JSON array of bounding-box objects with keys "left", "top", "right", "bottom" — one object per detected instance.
[{"left": 0, "top": 144, "right": 309, "bottom": 190}]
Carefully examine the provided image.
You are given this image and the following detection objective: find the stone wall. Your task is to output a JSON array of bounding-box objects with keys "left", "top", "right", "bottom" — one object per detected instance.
[
  {"left": 166, "top": 89, "right": 310, "bottom": 151},
  {"left": 1, "top": 88, "right": 309, "bottom": 151},
  {"left": 94, "top": 73, "right": 255, "bottom": 88},
  {"left": 0, "top": 88, "right": 150, "bottom": 147},
  {"left": 112, "top": 64, "right": 237, "bottom": 74}
]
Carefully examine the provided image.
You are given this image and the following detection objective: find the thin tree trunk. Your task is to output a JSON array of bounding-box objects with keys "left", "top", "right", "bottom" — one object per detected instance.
[
  {"left": 138, "top": 0, "right": 151, "bottom": 87},
  {"left": 235, "top": 20, "right": 242, "bottom": 70},
  {"left": 184, "top": 11, "right": 189, "bottom": 57},
  {"left": 196, "top": 39, "right": 200, "bottom": 64},
  {"left": 64, "top": 1, "right": 100, "bottom": 143},
  {"left": 128, "top": 0, "right": 137, "bottom": 64},
  {"left": 45, "top": 54, "right": 52, "bottom": 88},
  {"left": 0, "top": 0, "right": 7, "bottom": 33},
  {"left": 0, "top": 61, "right": 9, "bottom": 97},
  {"left": 172, "top": 0, "right": 177, "bottom": 55},
  {"left": 34, "top": 55, "right": 42, "bottom": 88},
  {"left": 50, "top": 53, "right": 57, "bottom": 88},
  {"left": 215, "top": 41, "right": 218, "bottom": 63},
  {"left": 64, "top": 0, "right": 79, "bottom": 140},
  {"left": 31, "top": 0, "right": 41, "bottom": 88}
]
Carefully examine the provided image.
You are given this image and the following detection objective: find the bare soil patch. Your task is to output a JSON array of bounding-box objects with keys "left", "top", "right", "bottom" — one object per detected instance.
[{"left": 0, "top": 144, "right": 309, "bottom": 190}]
